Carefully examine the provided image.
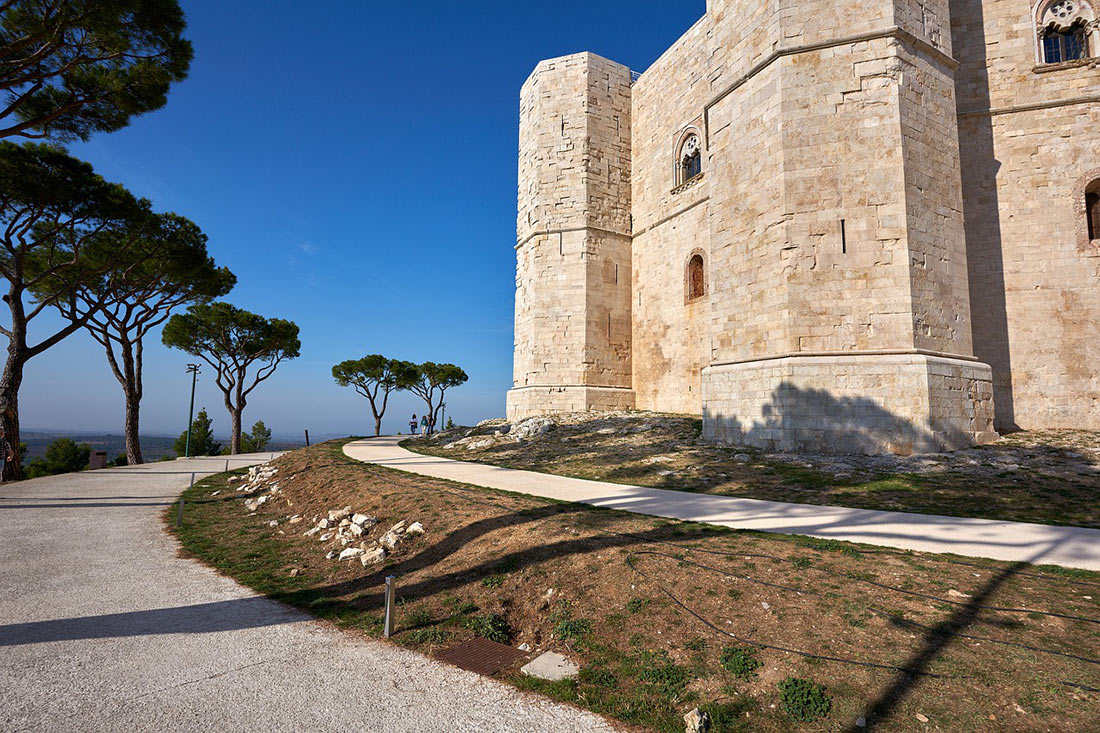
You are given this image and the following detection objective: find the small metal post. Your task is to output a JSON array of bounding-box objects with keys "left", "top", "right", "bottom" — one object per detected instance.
[
  {"left": 383, "top": 576, "right": 396, "bottom": 638},
  {"left": 304, "top": 429, "right": 310, "bottom": 447},
  {"left": 225, "top": 458, "right": 229, "bottom": 472}
]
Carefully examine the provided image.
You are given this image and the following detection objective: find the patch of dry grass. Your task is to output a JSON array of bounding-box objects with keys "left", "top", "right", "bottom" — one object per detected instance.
[{"left": 169, "top": 439, "right": 1100, "bottom": 732}]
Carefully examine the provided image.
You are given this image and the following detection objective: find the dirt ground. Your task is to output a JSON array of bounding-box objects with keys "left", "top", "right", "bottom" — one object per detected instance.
[
  {"left": 172, "top": 440, "right": 1100, "bottom": 732},
  {"left": 409, "top": 413, "right": 1100, "bottom": 529}
]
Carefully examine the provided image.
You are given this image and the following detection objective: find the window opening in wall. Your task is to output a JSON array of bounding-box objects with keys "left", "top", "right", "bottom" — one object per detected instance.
[
  {"left": 1087, "top": 185, "right": 1100, "bottom": 241},
  {"left": 840, "top": 219, "right": 847, "bottom": 254},
  {"left": 687, "top": 254, "right": 705, "bottom": 300},
  {"left": 1043, "top": 23, "right": 1090, "bottom": 61},
  {"left": 678, "top": 133, "right": 702, "bottom": 186},
  {"left": 1038, "top": 0, "right": 1095, "bottom": 64}
]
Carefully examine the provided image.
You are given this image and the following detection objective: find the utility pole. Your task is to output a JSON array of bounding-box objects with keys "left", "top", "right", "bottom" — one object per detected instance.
[{"left": 185, "top": 364, "right": 200, "bottom": 457}]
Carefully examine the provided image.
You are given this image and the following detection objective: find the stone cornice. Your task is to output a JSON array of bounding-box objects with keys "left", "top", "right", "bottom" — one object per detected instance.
[
  {"left": 515, "top": 225, "right": 631, "bottom": 251},
  {"left": 702, "top": 26, "right": 958, "bottom": 146},
  {"left": 958, "top": 93, "right": 1100, "bottom": 118}
]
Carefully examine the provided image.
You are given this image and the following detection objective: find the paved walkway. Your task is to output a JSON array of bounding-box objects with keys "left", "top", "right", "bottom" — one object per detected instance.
[
  {"left": 345, "top": 437, "right": 1100, "bottom": 571},
  {"left": 0, "top": 455, "right": 614, "bottom": 733}
]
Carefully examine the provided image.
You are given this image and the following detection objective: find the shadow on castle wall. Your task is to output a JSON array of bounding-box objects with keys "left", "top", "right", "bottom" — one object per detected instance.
[{"left": 704, "top": 382, "right": 969, "bottom": 456}]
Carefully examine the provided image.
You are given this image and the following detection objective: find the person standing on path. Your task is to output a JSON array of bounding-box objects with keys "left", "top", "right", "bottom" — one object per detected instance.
[
  {"left": 409, "top": 414, "right": 418, "bottom": 435},
  {"left": 421, "top": 414, "right": 430, "bottom": 436}
]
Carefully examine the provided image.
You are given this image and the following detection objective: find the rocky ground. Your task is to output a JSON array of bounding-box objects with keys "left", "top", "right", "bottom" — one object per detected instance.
[{"left": 409, "top": 413, "right": 1100, "bottom": 529}]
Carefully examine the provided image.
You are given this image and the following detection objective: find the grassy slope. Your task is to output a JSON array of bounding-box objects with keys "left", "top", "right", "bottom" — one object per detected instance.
[
  {"left": 409, "top": 416, "right": 1100, "bottom": 528},
  {"left": 168, "top": 440, "right": 1099, "bottom": 732}
]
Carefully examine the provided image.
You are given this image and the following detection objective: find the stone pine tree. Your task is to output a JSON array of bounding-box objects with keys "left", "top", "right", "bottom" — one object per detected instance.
[
  {"left": 0, "top": 0, "right": 192, "bottom": 142},
  {"left": 45, "top": 213, "right": 235, "bottom": 465},
  {"left": 404, "top": 362, "right": 468, "bottom": 436},
  {"left": 0, "top": 142, "right": 147, "bottom": 480},
  {"left": 241, "top": 420, "right": 271, "bottom": 453},
  {"left": 331, "top": 355, "right": 413, "bottom": 437},
  {"left": 172, "top": 407, "right": 220, "bottom": 456},
  {"left": 162, "top": 303, "right": 300, "bottom": 454}
]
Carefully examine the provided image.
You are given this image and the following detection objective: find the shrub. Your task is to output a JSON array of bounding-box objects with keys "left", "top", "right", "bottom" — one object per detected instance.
[
  {"left": 464, "top": 613, "right": 511, "bottom": 644},
  {"left": 481, "top": 574, "right": 505, "bottom": 589},
  {"left": 25, "top": 438, "right": 92, "bottom": 478},
  {"left": 719, "top": 645, "right": 762, "bottom": 680},
  {"left": 625, "top": 597, "right": 650, "bottom": 614},
  {"left": 778, "top": 677, "right": 832, "bottom": 722}
]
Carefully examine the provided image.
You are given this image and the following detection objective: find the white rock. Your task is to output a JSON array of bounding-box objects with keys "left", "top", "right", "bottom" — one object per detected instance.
[
  {"left": 319, "top": 532, "right": 334, "bottom": 542},
  {"left": 684, "top": 708, "right": 711, "bottom": 733},
  {"left": 328, "top": 507, "right": 352, "bottom": 522},
  {"left": 338, "top": 548, "right": 365, "bottom": 561},
  {"left": 359, "top": 547, "right": 387, "bottom": 565},
  {"left": 210, "top": 490, "right": 221, "bottom": 496},
  {"left": 518, "top": 643, "right": 532, "bottom": 652},
  {"left": 317, "top": 518, "right": 331, "bottom": 529},
  {"left": 303, "top": 527, "right": 321, "bottom": 537},
  {"left": 351, "top": 513, "right": 375, "bottom": 526},
  {"left": 405, "top": 521, "right": 425, "bottom": 535},
  {"left": 267, "top": 520, "right": 279, "bottom": 528},
  {"left": 288, "top": 515, "right": 302, "bottom": 524},
  {"left": 348, "top": 523, "right": 364, "bottom": 537},
  {"left": 325, "top": 551, "right": 337, "bottom": 560},
  {"left": 379, "top": 530, "right": 403, "bottom": 550},
  {"left": 734, "top": 454, "right": 752, "bottom": 463}
]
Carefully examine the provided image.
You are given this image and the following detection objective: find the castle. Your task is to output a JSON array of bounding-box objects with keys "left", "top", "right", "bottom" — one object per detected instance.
[{"left": 506, "top": 0, "right": 1100, "bottom": 454}]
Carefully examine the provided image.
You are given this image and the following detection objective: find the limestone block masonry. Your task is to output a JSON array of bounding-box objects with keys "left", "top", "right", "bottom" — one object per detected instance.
[{"left": 508, "top": 0, "right": 1098, "bottom": 454}]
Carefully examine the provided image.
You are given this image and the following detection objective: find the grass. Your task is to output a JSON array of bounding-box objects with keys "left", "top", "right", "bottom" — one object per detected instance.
[
  {"left": 168, "top": 438, "right": 1100, "bottom": 732},
  {"left": 408, "top": 415, "right": 1100, "bottom": 528}
]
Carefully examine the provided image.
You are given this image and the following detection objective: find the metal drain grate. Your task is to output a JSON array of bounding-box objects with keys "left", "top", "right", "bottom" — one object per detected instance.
[{"left": 435, "top": 637, "right": 529, "bottom": 676}]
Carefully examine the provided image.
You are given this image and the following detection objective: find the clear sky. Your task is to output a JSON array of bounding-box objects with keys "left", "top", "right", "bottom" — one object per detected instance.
[{"left": 18, "top": 0, "right": 706, "bottom": 440}]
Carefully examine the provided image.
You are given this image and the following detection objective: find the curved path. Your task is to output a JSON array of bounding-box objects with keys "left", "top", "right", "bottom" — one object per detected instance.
[
  {"left": 0, "top": 455, "right": 614, "bottom": 733},
  {"left": 346, "top": 437, "right": 1100, "bottom": 571}
]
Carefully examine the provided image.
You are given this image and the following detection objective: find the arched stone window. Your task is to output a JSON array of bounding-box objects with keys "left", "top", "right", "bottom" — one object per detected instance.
[
  {"left": 686, "top": 253, "right": 706, "bottom": 301},
  {"left": 1087, "top": 179, "right": 1100, "bottom": 241},
  {"left": 1037, "top": 0, "right": 1097, "bottom": 63},
  {"left": 678, "top": 133, "right": 702, "bottom": 185}
]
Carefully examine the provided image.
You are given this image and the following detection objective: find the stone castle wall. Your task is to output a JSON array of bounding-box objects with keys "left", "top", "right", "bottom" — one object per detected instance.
[
  {"left": 952, "top": 0, "right": 1100, "bottom": 430},
  {"left": 507, "top": 53, "right": 635, "bottom": 420},
  {"left": 508, "top": 0, "right": 1095, "bottom": 452}
]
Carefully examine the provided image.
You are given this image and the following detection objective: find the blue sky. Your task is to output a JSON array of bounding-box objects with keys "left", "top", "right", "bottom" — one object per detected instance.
[{"left": 19, "top": 0, "right": 705, "bottom": 440}]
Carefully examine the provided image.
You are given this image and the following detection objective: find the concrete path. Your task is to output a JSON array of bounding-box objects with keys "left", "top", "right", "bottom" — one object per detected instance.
[
  {"left": 0, "top": 455, "right": 614, "bottom": 733},
  {"left": 345, "top": 437, "right": 1100, "bottom": 571}
]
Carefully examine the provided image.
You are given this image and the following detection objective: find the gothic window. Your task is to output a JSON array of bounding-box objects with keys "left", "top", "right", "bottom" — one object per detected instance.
[
  {"left": 1087, "top": 181, "right": 1100, "bottom": 241},
  {"left": 1038, "top": 0, "right": 1097, "bottom": 63},
  {"left": 1043, "top": 22, "right": 1090, "bottom": 61},
  {"left": 678, "top": 133, "right": 702, "bottom": 185},
  {"left": 687, "top": 254, "right": 705, "bottom": 301}
]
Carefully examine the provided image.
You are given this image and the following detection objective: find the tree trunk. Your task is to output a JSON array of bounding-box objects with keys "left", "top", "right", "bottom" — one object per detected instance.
[
  {"left": 230, "top": 407, "right": 242, "bottom": 454},
  {"left": 374, "top": 415, "right": 382, "bottom": 437},
  {"left": 1, "top": 288, "right": 28, "bottom": 482},
  {"left": 0, "top": 345, "right": 24, "bottom": 482},
  {"left": 117, "top": 338, "right": 144, "bottom": 465},
  {"left": 123, "top": 386, "right": 143, "bottom": 465}
]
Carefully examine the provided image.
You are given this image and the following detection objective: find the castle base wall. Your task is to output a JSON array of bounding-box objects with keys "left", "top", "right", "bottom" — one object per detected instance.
[
  {"left": 506, "top": 386, "right": 636, "bottom": 422},
  {"left": 702, "top": 355, "right": 997, "bottom": 455}
]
